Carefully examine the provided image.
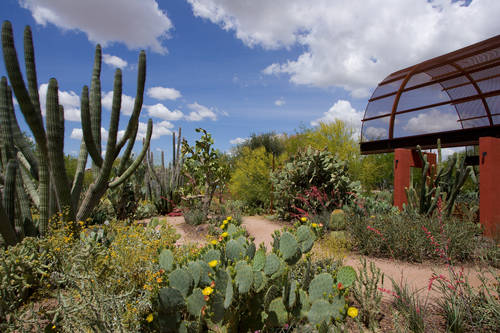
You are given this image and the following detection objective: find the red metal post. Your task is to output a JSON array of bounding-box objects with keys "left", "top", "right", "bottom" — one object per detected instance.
[
  {"left": 394, "top": 148, "right": 436, "bottom": 209},
  {"left": 479, "top": 137, "right": 500, "bottom": 238}
]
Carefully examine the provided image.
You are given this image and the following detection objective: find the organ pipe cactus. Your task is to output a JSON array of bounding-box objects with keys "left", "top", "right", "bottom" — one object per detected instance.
[{"left": 0, "top": 21, "right": 152, "bottom": 244}]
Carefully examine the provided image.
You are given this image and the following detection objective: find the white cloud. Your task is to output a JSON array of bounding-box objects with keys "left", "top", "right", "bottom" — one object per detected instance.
[
  {"left": 185, "top": 102, "right": 217, "bottom": 121},
  {"left": 101, "top": 91, "right": 135, "bottom": 115},
  {"left": 20, "top": 0, "right": 173, "bottom": 54},
  {"left": 39, "top": 83, "right": 81, "bottom": 122},
  {"left": 364, "top": 127, "right": 387, "bottom": 140},
  {"left": 137, "top": 120, "right": 174, "bottom": 140},
  {"left": 70, "top": 128, "right": 83, "bottom": 140},
  {"left": 311, "top": 99, "right": 363, "bottom": 129},
  {"left": 102, "top": 53, "right": 128, "bottom": 68},
  {"left": 403, "top": 109, "right": 460, "bottom": 133},
  {"left": 274, "top": 97, "right": 285, "bottom": 106},
  {"left": 147, "top": 103, "right": 184, "bottom": 121},
  {"left": 230, "top": 137, "right": 247, "bottom": 145},
  {"left": 187, "top": 0, "right": 500, "bottom": 97},
  {"left": 147, "top": 86, "right": 182, "bottom": 100}
]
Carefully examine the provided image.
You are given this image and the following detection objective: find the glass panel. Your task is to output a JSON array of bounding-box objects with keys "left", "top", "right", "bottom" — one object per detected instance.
[
  {"left": 371, "top": 79, "right": 402, "bottom": 99},
  {"left": 446, "top": 83, "right": 477, "bottom": 100},
  {"left": 364, "top": 94, "right": 396, "bottom": 119},
  {"left": 455, "top": 99, "right": 485, "bottom": 120},
  {"left": 470, "top": 65, "right": 500, "bottom": 80},
  {"left": 397, "top": 83, "right": 450, "bottom": 112},
  {"left": 493, "top": 115, "right": 500, "bottom": 125},
  {"left": 486, "top": 96, "right": 500, "bottom": 114},
  {"left": 361, "top": 116, "right": 390, "bottom": 142},
  {"left": 393, "top": 104, "right": 460, "bottom": 138},
  {"left": 425, "top": 65, "right": 457, "bottom": 79},
  {"left": 477, "top": 77, "right": 500, "bottom": 93},
  {"left": 405, "top": 73, "right": 431, "bottom": 88},
  {"left": 440, "top": 75, "right": 469, "bottom": 89},
  {"left": 461, "top": 118, "right": 490, "bottom": 128},
  {"left": 456, "top": 47, "right": 500, "bottom": 69}
]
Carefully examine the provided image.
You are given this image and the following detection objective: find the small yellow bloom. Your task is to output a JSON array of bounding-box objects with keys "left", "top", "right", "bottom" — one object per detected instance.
[
  {"left": 223, "top": 219, "right": 228, "bottom": 225},
  {"left": 210, "top": 240, "right": 218, "bottom": 245},
  {"left": 311, "top": 223, "right": 318, "bottom": 228},
  {"left": 146, "top": 313, "right": 154, "bottom": 323},
  {"left": 347, "top": 307, "right": 358, "bottom": 318},
  {"left": 370, "top": 215, "right": 376, "bottom": 219},
  {"left": 227, "top": 216, "right": 232, "bottom": 221},
  {"left": 221, "top": 232, "right": 228, "bottom": 238},
  {"left": 156, "top": 277, "right": 163, "bottom": 283},
  {"left": 202, "top": 286, "right": 213, "bottom": 296},
  {"left": 300, "top": 217, "right": 307, "bottom": 222},
  {"left": 220, "top": 223, "right": 226, "bottom": 229},
  {"left": 208, "top": 260, "right": 218, "bottom": 268}
]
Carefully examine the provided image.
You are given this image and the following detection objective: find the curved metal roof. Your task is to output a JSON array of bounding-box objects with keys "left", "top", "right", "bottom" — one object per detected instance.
[{"left": 361, "top": 35, "right": 500, "bottom": 154}]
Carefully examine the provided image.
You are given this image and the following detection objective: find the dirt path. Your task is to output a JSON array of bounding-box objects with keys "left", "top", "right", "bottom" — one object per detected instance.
[{"left": 241, "top": 215, "right": 290, "bottom": 249}]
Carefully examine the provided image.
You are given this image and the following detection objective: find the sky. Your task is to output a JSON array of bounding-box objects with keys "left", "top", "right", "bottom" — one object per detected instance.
[{"left": 1, "top": 0, "right": 499, "bottom": 163}]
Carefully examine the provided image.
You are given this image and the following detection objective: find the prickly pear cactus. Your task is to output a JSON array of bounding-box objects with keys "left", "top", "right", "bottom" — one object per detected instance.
[
  {"left": 235, "top": 261, "right": 253, "bottom": 293},
  {"left": 279, "top": 231, "right": 301, "bottom": 265},
  {"left": 336, "top": 265, "right": 357, "bottom": 288},
  {"left": 159, "top": 249, "right": 174, "bottom": 272},
  {"left": 226, "top": 239, "right": 245, "bottom": 262},
  {"left": 186, "top": 288, "right": 206, "bottom": 317},
  {"left": 309, "top": 273, "right": 334, "bottom": 302},
  {"left": 169, "top": 268, "right": 193, "bottom": 297},
  {"left": 296, "top": 225, "right": 315, "bottom": 253}
]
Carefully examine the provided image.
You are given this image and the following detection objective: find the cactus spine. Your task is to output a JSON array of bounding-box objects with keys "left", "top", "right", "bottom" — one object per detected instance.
[{"left": 0, "top": 21, "right": 152, "bottom": 243}]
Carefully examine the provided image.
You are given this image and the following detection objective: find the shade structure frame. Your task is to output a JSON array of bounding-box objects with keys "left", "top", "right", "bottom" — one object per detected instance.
[{"left": 361, "top": 34, "right": 500, "bottom": 154}]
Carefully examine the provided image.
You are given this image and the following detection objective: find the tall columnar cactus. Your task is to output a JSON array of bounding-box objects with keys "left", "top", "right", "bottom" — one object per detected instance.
[
  {"left": 145, "top": 128, "right": 183, "bottom": 214},
  {"left": 0, "top": 21, "right": 152, "bottom": 243}
]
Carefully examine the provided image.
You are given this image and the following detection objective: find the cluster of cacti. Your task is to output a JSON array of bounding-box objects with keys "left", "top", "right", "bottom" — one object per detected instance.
[
  {"left": 151, "top": 219, "right": 357, "bottom": 332},
  {"left": 405, "top": 142, "right": 476, "bottom": 217},
  {"left": 0, "top": 21, "right": 152, "bottom": 245},
  {"left": 144, "top": 128, "right": 183, "bottom": 215}
]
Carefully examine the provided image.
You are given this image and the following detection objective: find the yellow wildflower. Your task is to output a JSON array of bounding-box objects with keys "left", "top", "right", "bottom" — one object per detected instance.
[
  {"left": 311, "top": 223, "right": 318, "bottom": 228},
  {"left": 146, "top": 313, "right": 154, "bottom": 323},
  {"left": 300, "top": 217, "right": 307, "bottom": 222},
  {"left": 208, "top": 260, "right": 218, "bottom": 268},
  {"left": 223, "top": 219, "right": 228, "bottom": 224},
  {"left": 210, "top": 240, "right": 218, "bottom": 245},
  {"left": 347, "top": 307, "right": 358, "bottom": 318},
  {"left": 202, "top": 286, "right": 213, "bottom": 296},
  {"left": 221, "top": 232, "right": 228, "bottom": 238},
  {"left": 220, "top": 223, "right": 226, "bottom": 229},
  {"left": 227, "top": 216, "right": 232, "bottom": 221},
  {"left": 370, "top": 215, "right": 376, "bottom": 219},
  {"left": 156, "top": 277, "right": 163, "bottom": 283}
]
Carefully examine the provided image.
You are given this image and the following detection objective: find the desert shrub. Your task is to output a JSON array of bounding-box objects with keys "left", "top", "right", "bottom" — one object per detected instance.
[
  {"left": 183, "top": 206, "right": 206, "bottom": 226},
  {"left": 149, "top": 219, "right": 359, "bottom": 332},
  {"left": 211, "top": 200, "right": 244, "bottom": 226},
  {"left": 271, "top": 147, "right": 359, "bottom": 220},
  {"left": 89, "top": 197, "right": 115, "bottom": 224},
  {"left": 134, "top": 199, "right": 158, "bottom": 220},
  {"left": 229, "top": 146, "right": 274, "bottom": 210},
  {"left": 347, "top": 211, "right": 481, "bottom": 263}
]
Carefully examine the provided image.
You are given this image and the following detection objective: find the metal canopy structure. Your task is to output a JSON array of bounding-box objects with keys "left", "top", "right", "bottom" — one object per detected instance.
[{"left": 360, "top": 35, "right": 500, "bottom": 154}]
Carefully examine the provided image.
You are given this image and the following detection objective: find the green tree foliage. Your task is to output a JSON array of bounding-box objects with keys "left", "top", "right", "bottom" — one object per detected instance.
[
  {"left": 230, "top": 146, "right": 282, "bottom": 209},
  {"left": 234, "top": 131, "right": 285, "bottom": 157},
  {"left": 182, "top": 128, "right": 231, "bottom": 220}
]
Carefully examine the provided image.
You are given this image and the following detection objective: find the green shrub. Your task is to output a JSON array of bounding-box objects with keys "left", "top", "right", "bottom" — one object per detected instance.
[
  {"left": 347, "top": 211, "right": 481, "bottom": 263},
  {"left": 183, "top": 207, "right": 206, "bottom": 226},
  {"left": 134, "top": 200, "right": 158, "bottom": 220},
  {"left": 271, "top": 147, "right": 359, "bottom": 220}
]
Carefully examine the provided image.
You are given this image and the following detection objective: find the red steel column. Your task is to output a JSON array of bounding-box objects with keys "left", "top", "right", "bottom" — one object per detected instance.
[
  {"left": 394, "top": 149, "right": 413, "bottom": 209},
  {"left": 394, "top": 148, "right": 436, "bottom": 209},
  {"left": 479, "top": 137, "right": 500, "bottom": 238}
]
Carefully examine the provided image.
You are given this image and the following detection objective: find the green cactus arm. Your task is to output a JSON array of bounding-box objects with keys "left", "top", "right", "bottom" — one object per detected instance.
[
  {"left": 101, "top": 69, "right": 122, "bottom": 171},
  {"left": 115, "top": 50, "right": 146, "bottom": 153},
  {"left": 16, "top": 172, "right": 34, "bottom": 237},
  {"left": 3, "top": 159, "right": 17, "bottom": 233},
  {"left": 90, "top": 45, "right": 102, "bottom": 175},
  {"left": 4, "top": 84, "right": 39, "bottom": 181},
  {"left": 0, "top": 199, "right": 17, "bottom": 246},
  {"left": 18, "top": 157, "right": 39, "bottom": 208},
  {"left": 116, "top": 121, "right": 138, "bottom": 175},
  {"left": 80, "top": 85, "right": 103, "bottom": 167},
  {"left": 23, "top": 25, "right": 42, "bottom": 115},
  {"left": 37, "top": 148, "right": 49, "bottom": 236},
  {"left": 1, "top": 21, "right": 48, "bottom": 158},
  {"left": 109, "top": 119, "right": 152, "bottom": 189},
  {"left": 46, "top": 79, "right": 74, "bottom": 220},
  {"left": 70, "top": 140, "right": 88, "bottom": 210},
  {"left": 0, "top": 77, "right": 15, "bottom": 161}
]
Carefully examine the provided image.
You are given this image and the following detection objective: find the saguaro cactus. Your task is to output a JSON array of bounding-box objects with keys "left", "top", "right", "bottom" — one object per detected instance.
[{"left": 0, "top": 20, "right": 152, "bottom": 243}]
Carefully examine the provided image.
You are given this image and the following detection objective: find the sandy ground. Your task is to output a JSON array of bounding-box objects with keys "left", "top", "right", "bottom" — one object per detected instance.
[{"left": 152, "top": 215, "right": 498, "bottom": 301}]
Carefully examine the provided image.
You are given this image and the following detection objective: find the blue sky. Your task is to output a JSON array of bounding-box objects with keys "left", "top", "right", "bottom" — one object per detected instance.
[{"left": 1, "top": 0, "right": 498, "bottom": 162}]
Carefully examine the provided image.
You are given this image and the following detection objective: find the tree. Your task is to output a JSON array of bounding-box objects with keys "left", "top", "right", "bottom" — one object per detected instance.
[{"left": 182, "top": 128, "right": 230, "bottom": 220}]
